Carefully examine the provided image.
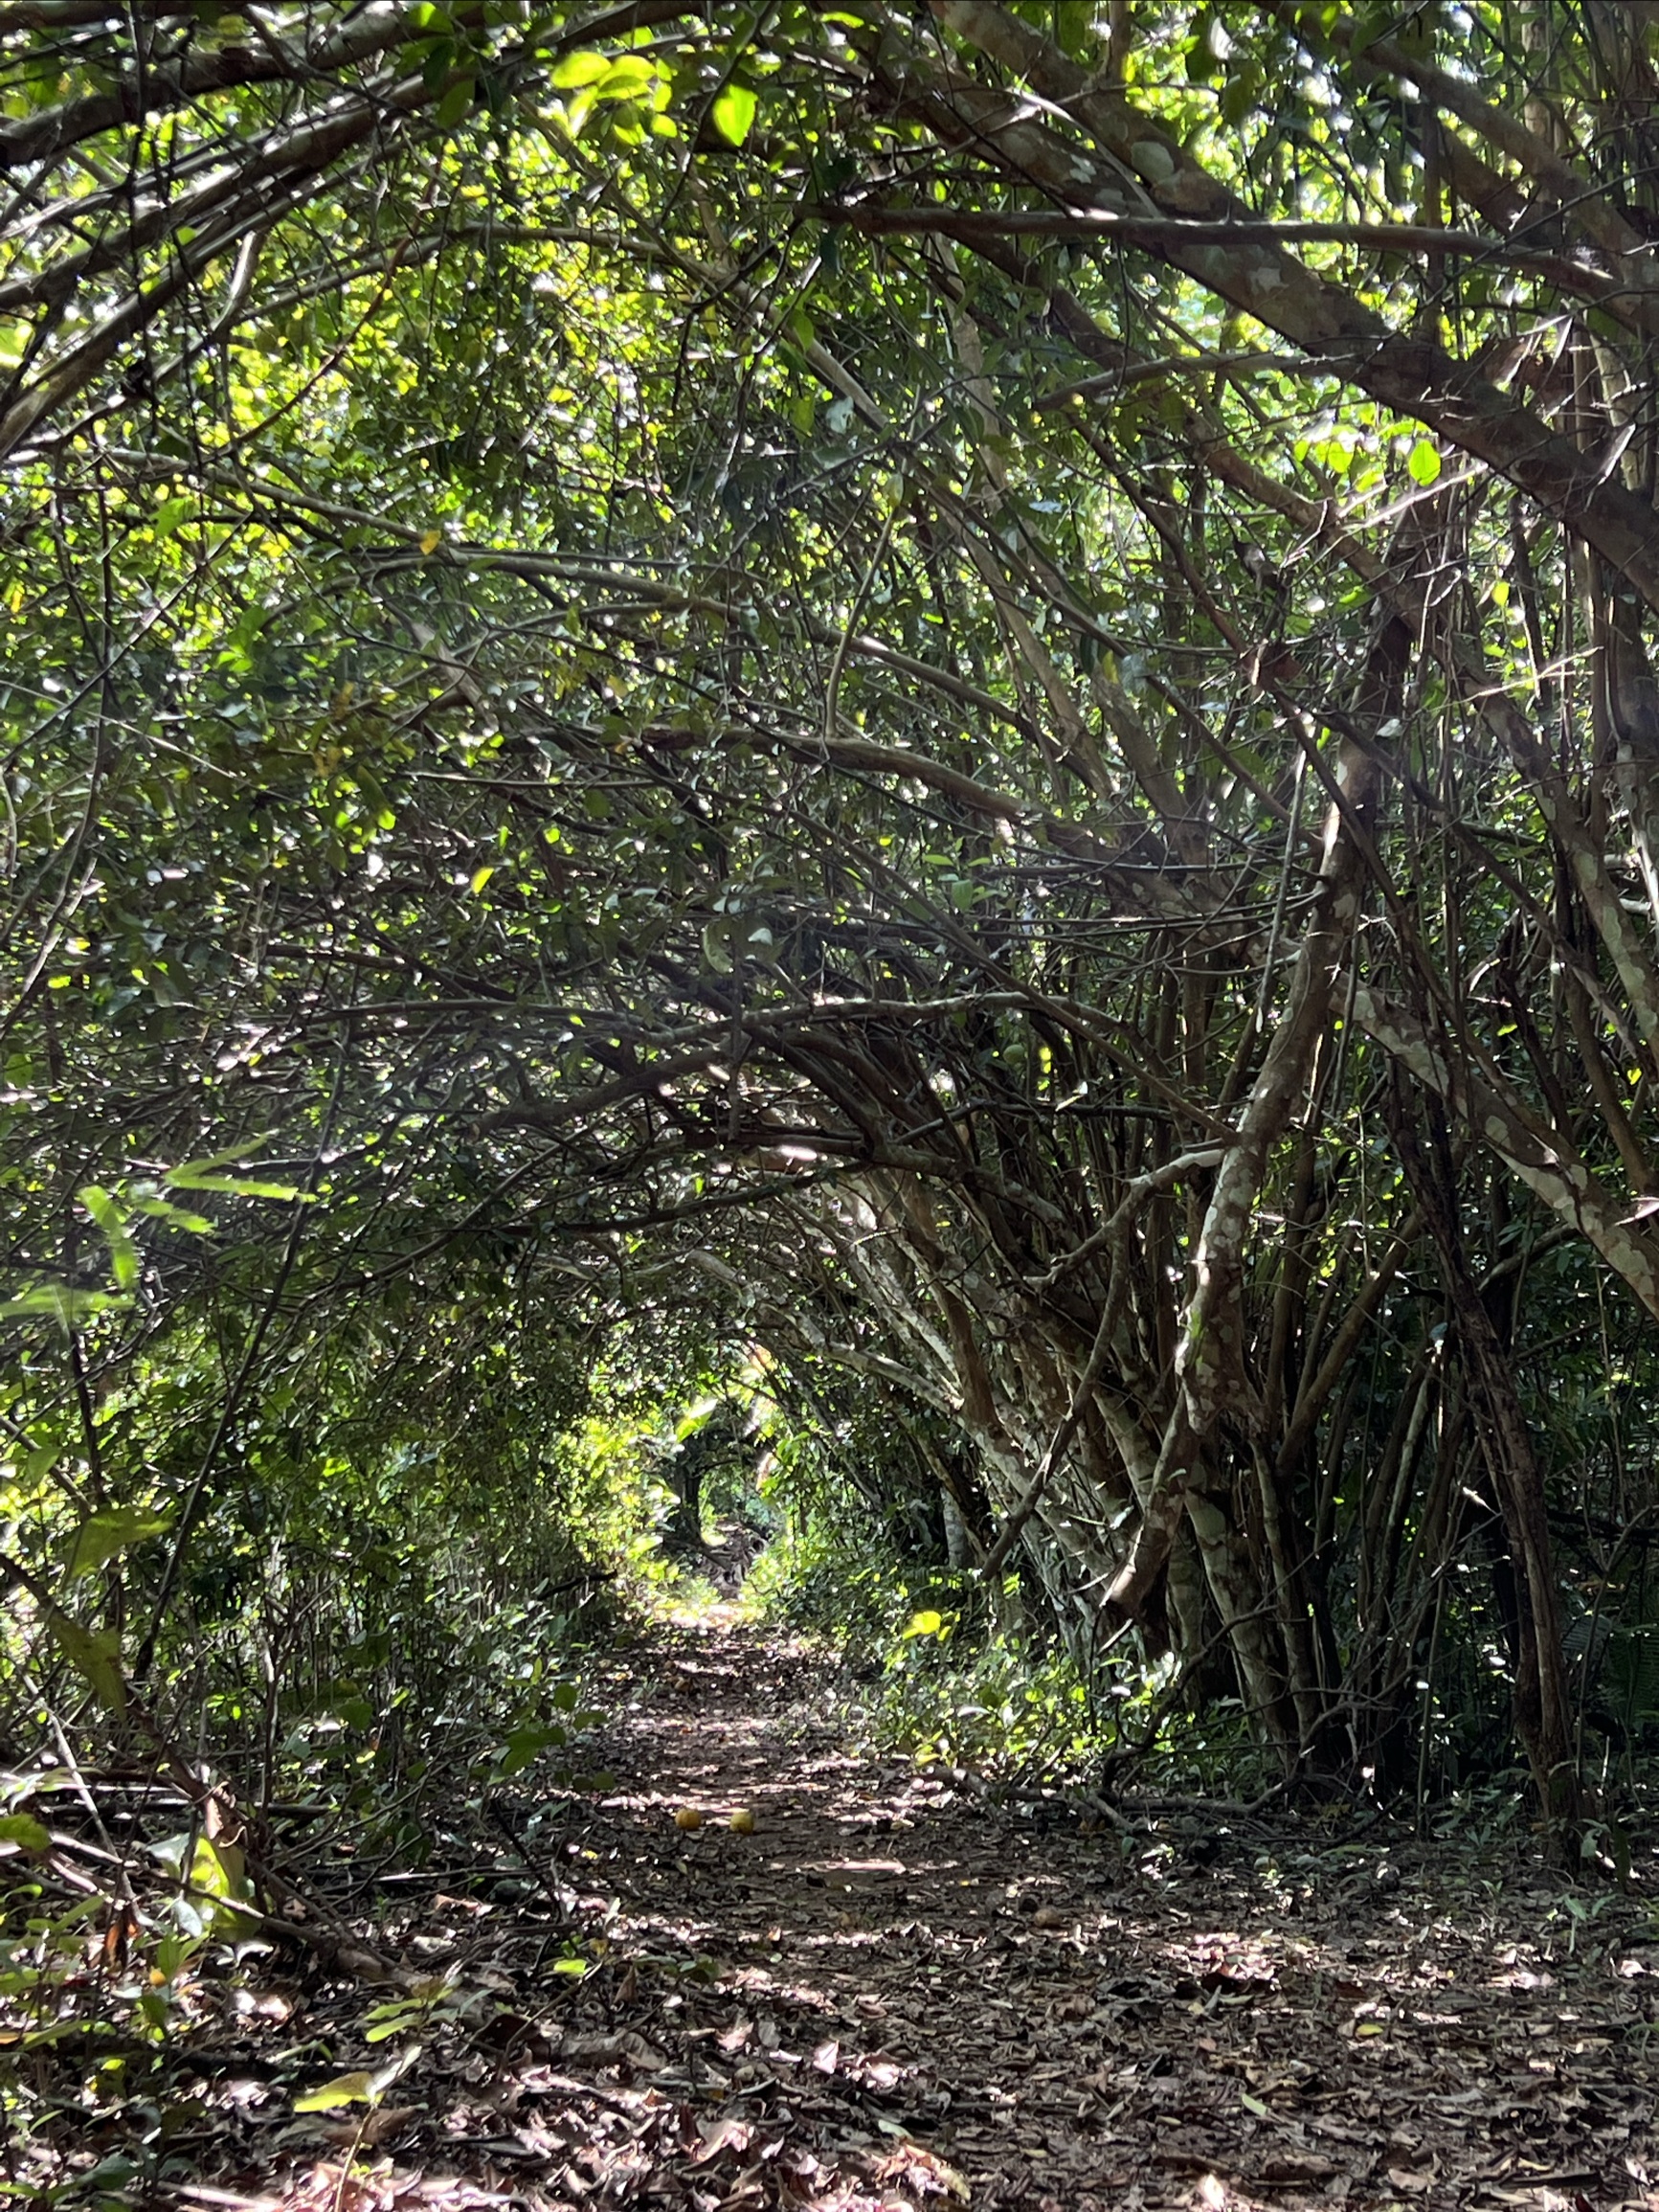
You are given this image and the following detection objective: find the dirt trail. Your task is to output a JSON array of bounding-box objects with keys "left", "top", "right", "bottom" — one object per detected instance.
[{"left": 102, "top": 1625, "right": 1659, "bottom": 2212}]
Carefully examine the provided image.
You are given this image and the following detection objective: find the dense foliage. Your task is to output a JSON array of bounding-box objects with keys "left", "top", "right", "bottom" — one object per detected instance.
[{"left": 8, "top": 0, "right": 1659, "bottom": 1841}]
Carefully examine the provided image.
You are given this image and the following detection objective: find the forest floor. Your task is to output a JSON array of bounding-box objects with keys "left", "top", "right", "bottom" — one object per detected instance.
[{"left": 20, "top": 1609, "right": 1659, "bottom": 2212}]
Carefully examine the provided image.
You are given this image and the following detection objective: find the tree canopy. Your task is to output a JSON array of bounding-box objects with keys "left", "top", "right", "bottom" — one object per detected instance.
[{"left": 8, "top": 0, "right": 1659, "bottom": 1832}]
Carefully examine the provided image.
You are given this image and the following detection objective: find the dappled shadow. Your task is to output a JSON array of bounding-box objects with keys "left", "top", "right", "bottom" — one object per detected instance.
[{"left": 18, "top": 1626, "right": 1659, "bottom": 2212}]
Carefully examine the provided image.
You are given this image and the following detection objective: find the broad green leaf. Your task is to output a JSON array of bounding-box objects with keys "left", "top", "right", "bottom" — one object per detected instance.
[
  {"left": 189, "top": 1836, "right": 257, "bottom": 1930},
  {"left": 1406, "top": 439, "right": 1442, "bottom": 485},
  {"left": 550, "top": 49, "right": 609, "bottom": 87},
  {"left": 63, "top": 1505, "right": 171, "bottom": 1582},
  {"left": 494, "top": 1722, "right": 565, "bottom": 1777},
  {"left": 0, "top": 1814, "right": 51, "bottom": 1855},
  {"left": 709, "top": 82, "right": 756, "bottom": 146},
  {"left": 436, "top": 77, "right": 475, "bottom": 128},
  {"left": 44, "top": 1614, "right": 127, "bottom": 1716},
  {"left": 190, "top": 1835, "right": 248, "bottom": 1901},
  {"left": 594, "top": 56, "right": 657, "bottom": 99},
  {"left": 902, "top": 1609, "right": 943, "bottom": 1639}
]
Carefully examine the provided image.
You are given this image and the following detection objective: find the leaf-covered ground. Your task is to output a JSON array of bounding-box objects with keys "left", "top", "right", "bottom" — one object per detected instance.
[{"left": 14, "top": 1622, "right": 1659, "bottom": 2212}]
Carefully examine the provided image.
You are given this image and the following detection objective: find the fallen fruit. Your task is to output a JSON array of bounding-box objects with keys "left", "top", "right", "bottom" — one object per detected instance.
[
  {"left": 674, "top": 1806, "right": 703, "bottom": 1831},
  {"left": 729, "top": 1808, "right": 756, "bottom": 1835}
]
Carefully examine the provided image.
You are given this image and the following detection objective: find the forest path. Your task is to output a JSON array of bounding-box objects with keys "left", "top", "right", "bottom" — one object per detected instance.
[{"left": 185, "top": 1622, "right": 1659, "bottom": 2212}]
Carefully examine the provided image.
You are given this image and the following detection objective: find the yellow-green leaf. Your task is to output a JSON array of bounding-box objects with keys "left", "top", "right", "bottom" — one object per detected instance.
[
  {"left": 550, "top": 48, "right": 609, "bottom": 87},
  {"left": 710, "top": 82, "right": 756, "bottom": 145},
  {"left": 44, "top": 1614, "right": 127, "bottom": 1716},
  {"left": 166, "top": 1166, "right": 307, "bottom": 1200},
  {"left": 295, "top": 2070, "right": 377, "bottom": 2113},
  {"left": 594, "top": 55, "right": 656, "bottom": 99},
  {"left": 191, "top": 1835, "right": 258, "bottom": 1930},
  {"left": 78, "top": 1185, "right": 139, "bottom": 1291},
  {"left": 0, "top": 1814, "right": 52, "bottom": 1855},
  {"left": 64, "top": 1505, "right": 171, "bottom": 1582}
]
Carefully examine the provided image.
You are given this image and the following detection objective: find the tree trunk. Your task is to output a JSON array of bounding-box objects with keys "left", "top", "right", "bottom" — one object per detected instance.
[{"left": 1386, "top": 1081, "right": 1580, "bottom": 1841}]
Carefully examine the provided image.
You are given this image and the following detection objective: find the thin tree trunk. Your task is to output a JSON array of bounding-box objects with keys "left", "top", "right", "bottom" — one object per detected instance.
[{"left": 1386, "top": 1080, "right": 1580, "bottom": 1840}]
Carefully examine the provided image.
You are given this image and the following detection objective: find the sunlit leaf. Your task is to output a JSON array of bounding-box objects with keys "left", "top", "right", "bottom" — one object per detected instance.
[
  {"left": 44, "top": 1614, "right": 127, "bottom": 1716},
  {"left": 164, "top": 1168, "right": 309, "bottom": 1200},
  {"left": 295, "top": 2070, "right": 378, "bottom": 2113},
  {"left": 709, "top": 82, "right": 756, "bottom": 145},
  {"left": 550, "top": 49, "right": 609, "bottom": 87},
  {"left": 1406, "top": 439, "right": 1442, "bottom": 485},
  {"left": 63, "top": 1505, "right": 171, "bottom": 1582}
]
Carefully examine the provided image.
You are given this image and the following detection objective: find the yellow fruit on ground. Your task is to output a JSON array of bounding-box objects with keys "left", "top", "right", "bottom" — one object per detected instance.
[
  {"left": 729, "top": 1808, "right": 756, "bottom": 1835},
  {"left": 674, "top": 1806, "right": 703, "bottom": 1831}
]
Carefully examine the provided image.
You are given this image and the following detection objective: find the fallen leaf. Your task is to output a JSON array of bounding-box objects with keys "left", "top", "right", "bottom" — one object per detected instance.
[
  {"left": 1259, "top": 2153, "right": 1336, "bottom": 2184},
  {"left": 693, "top": 2116, "right": 753, "bottom": 2162}
]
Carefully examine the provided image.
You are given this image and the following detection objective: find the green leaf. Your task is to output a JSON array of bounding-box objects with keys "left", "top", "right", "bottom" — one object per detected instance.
[
  {"left": 1406, "top": 438, "right": 1442, "bottom": 485},
  {"left": 594, "top": 55, "right": 657, "bottom": 99},
  {"left": 129, "top": 1195, "right": 214, "bottom": 1233},
  {"left": 191, "top": 1830, "right": 246, "bottom": 1892},
  {"left": 902, "top": 1609, "right": 944, "bottom": 1639},
  {"left": 436, "top": 76, "right": 475, "bottom": 128},
  {"left": 709, "top": 82, "right": 756, "bottom": 146},
  {"left": 1221, "top": 59, "right": 1262, "bottom": 126},
  {"left": 295, "top": 2070, "right": 378, "bottom": 2113},
  {"left": 44, "top": 1614, "right": 127, "bottom": 1716},
  {"left": 63, "top": 1505, "right": 171, "bottom": 1582},
  {"left": 0, "top": 1814, "right": 52, "bottom": 1856},
  {"left": 493, "top": 1722, "right": 565, "bottom": 1777},
  {"left": 165, "top": 1168, "right": 309, "bottom": 1200},
  {"left": 189, "top": 1836, "right": 257, "bottom": 1930},
  {"left": 551, "top": 49, "right": 609, "bottom": 87},
  {"left": 0, "top": 1284, "right": 130, "bottom": 1325}
]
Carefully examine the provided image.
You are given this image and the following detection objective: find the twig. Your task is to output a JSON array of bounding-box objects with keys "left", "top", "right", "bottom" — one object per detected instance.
[{"left": 485, "top": 1799, "right": 572, "bottom": 1922}]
